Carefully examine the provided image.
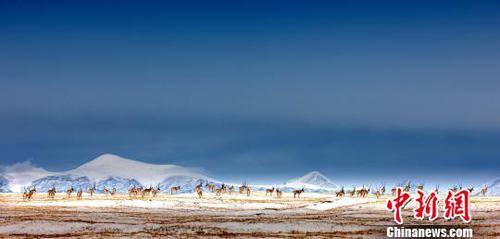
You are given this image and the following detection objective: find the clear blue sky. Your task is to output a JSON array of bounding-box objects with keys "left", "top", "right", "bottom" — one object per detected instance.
[{"left": 0, "top": 1, "right": 499, "bottom": 183}]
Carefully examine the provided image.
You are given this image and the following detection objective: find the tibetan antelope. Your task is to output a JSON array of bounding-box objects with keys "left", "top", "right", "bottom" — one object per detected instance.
[
  {"left": 103, "top": 186, "right": 111, "bottom": 196},
  {"left": 111, "top": 186, "right": 117, "bottom": 196},
  {"left": 358, "top": 186, "right": 369, "bottom": 198},
  {"left": 336, "top": 186, "right": 345, "bottom": 197},
  {"left": 214, "top": 184, "right": 226, "bottom": 196},
  {"left": 76, "top": 188, "right": 83, "bottom": 200},
  {"left": 215, "top": 187, "right": 223, "bottom": 196},
  {"left": 434, "top": 185, "right": 439, "bottom": 194},
  {"left": 356, "top": 185, "right": 367, "bottom": 197},
  {"left": 293, "top": 188, "right": 304, "bottom": 198},
  {"left": 265, "top": 187, "right": 275, "bottom": 196},
  {"left": 228, "top": 185, "right": 234, "bottom": 194},
  {"left": 417, "top": 184, "right": 424, "bottom": 191},
  {"left": 47, "top": 186, "right": 56, "bottom": 200},
  {"left": 380, "top": 183, "right": 386, "bottom": 195},
  {"left": 195, "top": 183, "right": 203, "bottom": 198},
  {"left": 87, "top": 184, "right": 96, "bottom": 197},
  {"left": 480, "top": 185, "right": 488, "bottom": 196},
  {"left": 245, "top": 185, "right": 251, "bottom": 197},
  {"left": 170, "top": 186, "right": 181, "bottom": 195},
  {"left": 349, "top": 186, "right": 356, "bottom": 197},
  {"left": 467, "top": 187, "right": 474, "bottom": 193},
  {"left": 23, "top": 186, "right": 36, "bottom": 200},
  {"left": 391, "top": 186, "right": 398, "bottom": 196},
  {"left": 276, "top": 189, "right": 283, "bottom": 198},
  {"left": 128, "top": 185, "right": 139, "bottom": 198},
  {"left": 152, "top": 184, "right": 160, "bottom": 197},
  {"left": 403, "top": 181, "right": 411, "bottom": 193},
  {"left": 206, "top": 183, "right": 216, "bottom": 193},
  {"left": 142, "top": 186, "right": 153, "bottom": 198},
  {"left": 239, "top": 182, "right": 248, "bottom": 194},
  {"left": 66, "top": 187, "right": 74, "bottom": 199}
]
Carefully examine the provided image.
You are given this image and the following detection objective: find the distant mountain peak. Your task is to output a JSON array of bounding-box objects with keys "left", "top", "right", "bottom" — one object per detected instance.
[
  {"left": 82, "top": 154, "right": 138, "bottom": 167},
  {"left": 285, "top": 171, "right": 338, "bottom": 189}
]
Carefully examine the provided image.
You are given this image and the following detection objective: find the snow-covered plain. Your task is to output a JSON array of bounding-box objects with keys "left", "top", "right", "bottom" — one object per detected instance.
[{"left": 0, "top": 191, "right": 498, "bottom": 238}]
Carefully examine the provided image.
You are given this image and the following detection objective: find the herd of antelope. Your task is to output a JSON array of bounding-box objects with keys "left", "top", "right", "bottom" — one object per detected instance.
[
  {"left": 20, "top": 180, "right": 491, "bottom": 201},
  {"left": 334, "top": 181, "right": 489, "bottom": 199}
]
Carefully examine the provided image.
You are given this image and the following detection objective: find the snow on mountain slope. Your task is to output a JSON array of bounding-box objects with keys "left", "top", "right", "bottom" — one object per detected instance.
[
  {"left": 160, "top": 176, "right": 211, "bottom": 193},
  {"left": 31, "top": 175, "right": 91, "bottom": 193},
  {"left": 284, "top": 171, "right": 338, "bottom": 191},
  {"left": 0, "top": 175, "right": 11, "bottom": 192},
  {"left": 67, "top": 154, "right": 215, "bottom": 186},
  {"left": 2, "top": 154, "right": 218, "bottom": 193},
  {"left": 474, "top": 178, "right": 500, "bottom": 196},
  {"left": 96, "top": 176, "right": 143, "bottom": 193}
]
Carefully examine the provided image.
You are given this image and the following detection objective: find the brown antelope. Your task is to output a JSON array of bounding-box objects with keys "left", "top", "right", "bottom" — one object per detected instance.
[
  {"left": 47, "top": 186, "right": 56, "bottom": 200},
  {"left": 358, "top": 187, "right": 369, "bottom": 198},
  {"left": 22, "top": 188, "right": 28, "bottom": 200},
  {"left": 103, "top": 186, "right": 111, "bottom": 196},
  {"left": 23, "top": 187, "right": 36, "bottom": 200},
  {"left": 245, "top": 185, "right": 251, "bottom": 197},
  {"left": 403, "top": 181, "right": 411, "bottom": 193},
  {"left": 206, "top": 183, "right": 216, "bottom": 193},
  {"left": 336, "top": 186, "right": 345, "bottom": 197},
  {"left": 380, "top": 183, "right": 386, "bottom": 195},
  {"left": 265, "top": 187, "right": 275, "bottom": 196},
  {"left": 215, "top": 187, "right": 223, "bottom": 196},
  {"left": 142, "top": 186, "right": 153, "bottom": 198},
  {"left": 239, "top": 182, "right": 248, "bottom": 194},
  {"left": 349, "top": 186, "right": 356, "bottom": 197},
  {"left": 195, "top": 186, "right": 203, "bottom": 198},
  {"left": 276, "top": 189, "right": 283, "bottom": 199},
  {"left": 228, "top": 185, "right": 234, "bottom": 194},
  {"left": 293, "top": 188, "right": 304, "bottom": 198},
  {"left": 87, "top": 184, "right": 96, "bottom": 197},
  {"left": 356, "top": 185, "right": 366, "bottom": 197},
  {"left": 170, "top": 186, "right": 181, "bottom": 195},
  {"left": 391, "top": 185, "right": 398, "bottom": 196},
  {"left": 66, "top": 187, "right": 74, "bottom": 199},
  {"left": 128, "top": 186, "right": 139, "bottom": 198},
  {"left": 152, "top": 184, "right": 160, "bottom": 197},
  {"left": 480, "top": 185, "right": 488, "bottom": 196},
  {"left": 76, "top": 188, "right": 83, "bottom": 200}
]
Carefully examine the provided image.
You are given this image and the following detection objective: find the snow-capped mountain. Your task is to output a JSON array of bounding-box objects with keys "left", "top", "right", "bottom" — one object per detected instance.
[
  {"left": 31, "top": 175, "right": 91, "bottom": 192},
  {"left": 283, "top": 171, "right": 338, "bottom": 191},
  {"left": 67, "top": 154, "right": 216, "bottom": 186},
  {"left": 0, "top": 175, "right": 11, "bottom": 193},
  {"left": 1, "top": 154, "right": 218, "bottom": 193},
  {"left": 474, "top": 178, "right": 500, "bottom": 196}
]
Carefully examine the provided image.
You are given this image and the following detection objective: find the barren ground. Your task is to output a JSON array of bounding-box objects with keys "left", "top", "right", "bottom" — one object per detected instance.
[{"left": 0, "top": 192, "right": 498, "bottom": 238}]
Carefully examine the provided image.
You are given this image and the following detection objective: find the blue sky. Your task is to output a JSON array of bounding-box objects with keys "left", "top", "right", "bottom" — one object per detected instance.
[{"left": 0, "top": 1, "right": 499, "bottom": 184}]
